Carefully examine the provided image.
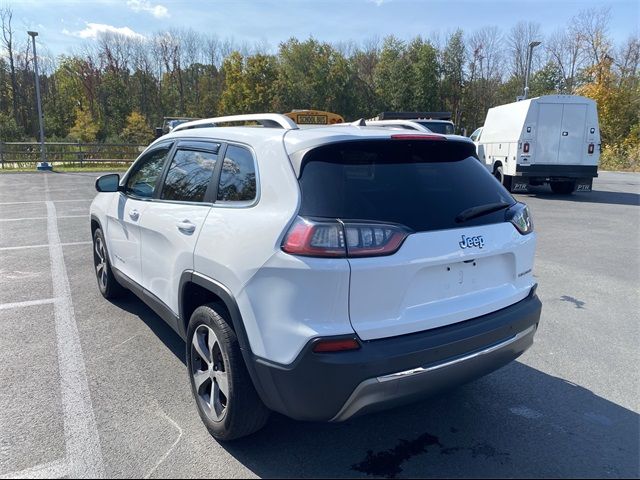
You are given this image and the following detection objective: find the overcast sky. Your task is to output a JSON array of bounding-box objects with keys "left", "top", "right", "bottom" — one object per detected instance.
[{"left": 5, "top": 0, "right": 639, "bottom": 58}]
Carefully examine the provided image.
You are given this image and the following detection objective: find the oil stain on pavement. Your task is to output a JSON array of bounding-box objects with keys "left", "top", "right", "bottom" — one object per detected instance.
[
  {"left": 351, "top": 432, "right": 441, "bottom": 478},
  {"left": 560, "top": 295, "right": 586, "bottom": 309},
  {"left": 351, "top": 430, "right": 510, "bottom": 478}
]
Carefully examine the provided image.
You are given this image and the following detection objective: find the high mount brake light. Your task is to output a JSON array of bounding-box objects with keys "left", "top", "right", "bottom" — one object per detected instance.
[
  {"left": 281, "top": 217, "right": 411, "bottom": 258},
  {"left": 390, "top": 134, "right": 446, "bottom": 141}
]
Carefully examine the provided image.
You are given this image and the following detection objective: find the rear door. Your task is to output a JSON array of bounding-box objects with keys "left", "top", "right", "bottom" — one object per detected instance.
[
  {"left": 535, "top": 103, "right": 563, "bottom": 164},
  {"left": 559, "top": 103, "right": 587, "bottom": 165},
  {"left": 138, "top": 141, "right": 220, "bottom": 319},
  {"left": 297, "top": 139, "right": 537, "bottom": 341}
]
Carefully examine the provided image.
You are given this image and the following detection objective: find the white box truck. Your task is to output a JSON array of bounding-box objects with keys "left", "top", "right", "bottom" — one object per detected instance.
[{"left": 470, "top": 95, "right": 600, "bottom": 194}]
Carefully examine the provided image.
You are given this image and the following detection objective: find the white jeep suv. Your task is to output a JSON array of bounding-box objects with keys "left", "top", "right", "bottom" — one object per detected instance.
[{"left": 90, "top": 114, "right": 541, "bottom": 440}]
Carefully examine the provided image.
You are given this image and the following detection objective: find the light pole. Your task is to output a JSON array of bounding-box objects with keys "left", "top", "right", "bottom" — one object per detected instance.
[
  {"left": 522, "top": 40, "right": 541, "bottom": 101},
  {"left": 27, "top": 31, "right": 48, "bottom": 170}
]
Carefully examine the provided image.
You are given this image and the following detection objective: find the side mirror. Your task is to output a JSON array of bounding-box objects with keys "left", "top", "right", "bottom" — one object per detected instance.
[{"left": 95, "top": 174, "right": 121, "bottom": 193}]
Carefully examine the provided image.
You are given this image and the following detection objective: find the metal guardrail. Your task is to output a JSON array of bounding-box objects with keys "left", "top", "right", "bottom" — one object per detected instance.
[{"left": 0, "top": 142, "right": 146, "bottom": 168}]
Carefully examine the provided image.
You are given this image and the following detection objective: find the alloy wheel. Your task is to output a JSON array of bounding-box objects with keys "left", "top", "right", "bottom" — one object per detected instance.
[
  {"left": 190, "top": 324, "right": 229, "bottom": 421},
  {"left": 94, "top": 236, "right": 108, "bottom": 290}
]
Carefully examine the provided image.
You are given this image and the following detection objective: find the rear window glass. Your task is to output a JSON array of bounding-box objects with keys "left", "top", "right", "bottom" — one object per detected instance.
[{"left": 299, "top": 140, "right": 513, "bottom": 232}]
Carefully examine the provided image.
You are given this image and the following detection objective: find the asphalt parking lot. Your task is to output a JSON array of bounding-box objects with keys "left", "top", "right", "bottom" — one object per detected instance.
[{"left": 0, "top": 170, "right": 638, "bottom": 478}]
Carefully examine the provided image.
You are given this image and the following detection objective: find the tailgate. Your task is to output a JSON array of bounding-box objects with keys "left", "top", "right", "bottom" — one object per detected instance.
[{"left": 348, "top": 223, "right": 536, "bottom": 340}]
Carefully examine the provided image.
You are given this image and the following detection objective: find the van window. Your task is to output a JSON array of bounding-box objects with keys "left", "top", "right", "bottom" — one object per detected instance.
[
  {"left": 417, "top": 121, "right": 455, "bottom": 135},
  {"left": 470, "top": 128, "right": 482, "bottom": 142},
  {"left": 299, "top": 140, "right": 513, "bottom": 232},
  {"left": 217, "top": 145, "right": 257, "bottom": 203},
  {"left": 161, "top": 147, "right": 219, "bottom": 202}
]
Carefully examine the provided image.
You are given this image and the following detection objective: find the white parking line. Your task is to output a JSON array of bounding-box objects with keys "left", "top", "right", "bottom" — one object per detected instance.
[
  {"left": 45, "top": 174, "right": 105, "bottom": 478},
  {"left": 0, "top": 241, "right": 91, "bottom": 252},
  {"left": 143, "top": 410, "right": 183, "bottom": 479},
  {"left": 0, "top": 458, "right": 69, "bottom": 479},
  {"left": 0, "top": 199, "right": 92, "bottom": 205},
  {"left": 0, "top": 298, "right": 59, "bottom": 311},
  {"left": 0, "top": 215, "right": 86, "bottom": 222}
]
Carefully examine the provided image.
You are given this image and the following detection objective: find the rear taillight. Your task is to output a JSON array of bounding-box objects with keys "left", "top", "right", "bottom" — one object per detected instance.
[
  {"left": 313, "top": 338, "right": 360, "bottom": 353},
  {"left": 588, "top": 143, "right": 594, "bottom": 154},
  {"left": 523, "top": 142, "right": 530, "bottom": 153},
  {"left": 505, "top": 203, "right": 534, "bottom": 235},
  {"left": 281, "top": 217, "right": 345, "bottom": 257},
  {"left": 281, "top": 216, "right": 411, "bottom": 258}
]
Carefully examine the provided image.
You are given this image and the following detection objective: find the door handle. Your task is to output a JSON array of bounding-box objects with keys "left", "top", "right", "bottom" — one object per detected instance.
[
  {"left": 129, "top": 209, "right": 140, "bottom": 221},
  {"left": 177, "top": 220, "right": 196, "bottom": 235}
]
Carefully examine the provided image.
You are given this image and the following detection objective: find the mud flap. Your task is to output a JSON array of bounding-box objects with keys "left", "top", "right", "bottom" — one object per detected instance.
[
  {"left": 575, "top": 178, "right": 593, "bottom": 192},
  {"left": 511, "top": 179, "right": 529, "bottom": 193}
]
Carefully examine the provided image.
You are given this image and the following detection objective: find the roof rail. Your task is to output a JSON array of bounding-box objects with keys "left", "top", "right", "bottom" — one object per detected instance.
[{"left": 171, "top": 113, "right": 299, "bottom": 132}]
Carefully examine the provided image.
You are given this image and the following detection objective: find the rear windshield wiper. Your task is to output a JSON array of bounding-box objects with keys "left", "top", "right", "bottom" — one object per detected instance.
[{"left": 455, "top": 202, "right": 512, "bottom": 224}]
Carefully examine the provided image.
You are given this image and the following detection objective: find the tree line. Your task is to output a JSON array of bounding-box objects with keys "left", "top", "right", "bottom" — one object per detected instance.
[{"left": 1, "top": 5, "right": 638, "bottom": 169}]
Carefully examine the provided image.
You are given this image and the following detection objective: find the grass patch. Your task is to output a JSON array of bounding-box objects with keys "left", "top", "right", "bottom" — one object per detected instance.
[{"left": 0, "top": 162, "right": 130, "bottom": 173}]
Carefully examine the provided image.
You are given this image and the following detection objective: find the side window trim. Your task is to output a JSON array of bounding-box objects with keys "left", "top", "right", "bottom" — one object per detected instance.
[
  {"left": 153, "top": 142, "right": 179, "bottom": 200},
  {"left": 207, "top": 142, "right": 228, "bottom": 204},
  {"left": 123, "top": 142, "right": 174, "bottom": 200}
]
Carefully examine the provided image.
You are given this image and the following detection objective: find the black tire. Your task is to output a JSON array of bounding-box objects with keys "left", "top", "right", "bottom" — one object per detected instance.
[
  {"left": 495, "top": 165, "right": 513, "bottom": 192},
  {"left": 187, "top": 303, "right": 270, "bottom": 441},
  {"left": 92, "top": 228, "right": 125, "bottom": 299},
  {"left": 550, "top": 181, "right": 576, "bottom": 194}
]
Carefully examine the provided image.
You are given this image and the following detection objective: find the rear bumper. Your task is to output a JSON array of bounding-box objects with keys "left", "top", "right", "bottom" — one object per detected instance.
[
  {"left": 250, "top": 289, "right": 542, "bottom": 422},
  {"left": 516, "top": 164, "right": 598, "bottom": 179}
]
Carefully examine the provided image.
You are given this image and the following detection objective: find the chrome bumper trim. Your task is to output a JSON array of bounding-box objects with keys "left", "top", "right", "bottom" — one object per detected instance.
[{"left": 377, "top": 325, "right": 536, "bottom": 383}]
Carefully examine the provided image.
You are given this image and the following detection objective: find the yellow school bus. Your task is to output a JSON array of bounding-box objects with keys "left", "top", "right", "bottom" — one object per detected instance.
[{"left": 284, "top": 109, "right": 344, "bottom": 126}]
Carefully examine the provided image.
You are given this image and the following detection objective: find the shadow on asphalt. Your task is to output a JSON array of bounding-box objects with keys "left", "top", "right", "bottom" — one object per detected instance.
[
  {"left": 218, "top": 362, "right": 639, "bottom": 478},
  {"left": 110, "top": 291, "right": 186, "bottom": 365},
  {"left": 520, "top": 186, "right": 640, "bottom": 207},
  {"left": 103, "top": 286, "right": 639, "bottom": 477}
]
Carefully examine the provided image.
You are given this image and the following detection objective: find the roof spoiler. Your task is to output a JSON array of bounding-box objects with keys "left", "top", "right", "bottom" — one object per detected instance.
[
  {"left": 373, "top": 112, "right": 453, "bottom": 121},
  {"left": 172, "top": 113, "right": 299, "bottom": 133}
]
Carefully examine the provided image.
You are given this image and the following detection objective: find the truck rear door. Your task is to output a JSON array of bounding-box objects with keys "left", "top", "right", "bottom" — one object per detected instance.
[
  {"left": 535, "top": 103, "right": 563, "bottom": 164},
  {"left": 559, "top": 103, "right": 587, "bottom": 165}
]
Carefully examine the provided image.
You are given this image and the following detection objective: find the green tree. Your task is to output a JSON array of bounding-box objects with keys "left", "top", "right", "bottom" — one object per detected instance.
[
  {"left": 0, "top": 111, "right": 22, "bottom": 140},
  {"left": 68, "top": 107, "right": 99, "bottom": 142},
  {"left": 219, "top": 52, "right": 248, "bottom": 114},
  {"left": 530, "top": 61, "right": 564, "bottom": 97},
  {"left": 374, "top": 36, "right": 411, "bottom": 111},
  {"left": 440, "top": 30, "right": 466, "bottom": 130},
  {"left": 274, "top": 38, "right": 353, "bottom": 116},
  {"left": 121, "top": 111, "right": 153, "bottom": 144},
  {"left": 244, "top": 54, "right": 278, "bottom": 113},
  {"left": 406, "top": 38, "right": 440, "bottom": 111}
]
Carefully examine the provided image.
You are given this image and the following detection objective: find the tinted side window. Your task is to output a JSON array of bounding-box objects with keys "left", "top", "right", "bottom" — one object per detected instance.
[
  {"left": 126, "top": 147, "right": 171, "bottom": 198},
  {"left": 161, "top": 148, "right": 219, "bottom": 202},
  {"left": 217, "top": 145, "right": 257, "bottom": 203}
]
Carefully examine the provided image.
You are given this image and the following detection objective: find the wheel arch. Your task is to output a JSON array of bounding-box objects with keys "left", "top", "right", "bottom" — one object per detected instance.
[
  {"left": 178, "top": 271, "right": 271, "bottom": 405},
  {"left": 90, "top": 214, "right": 101, "bottom": 237}
]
